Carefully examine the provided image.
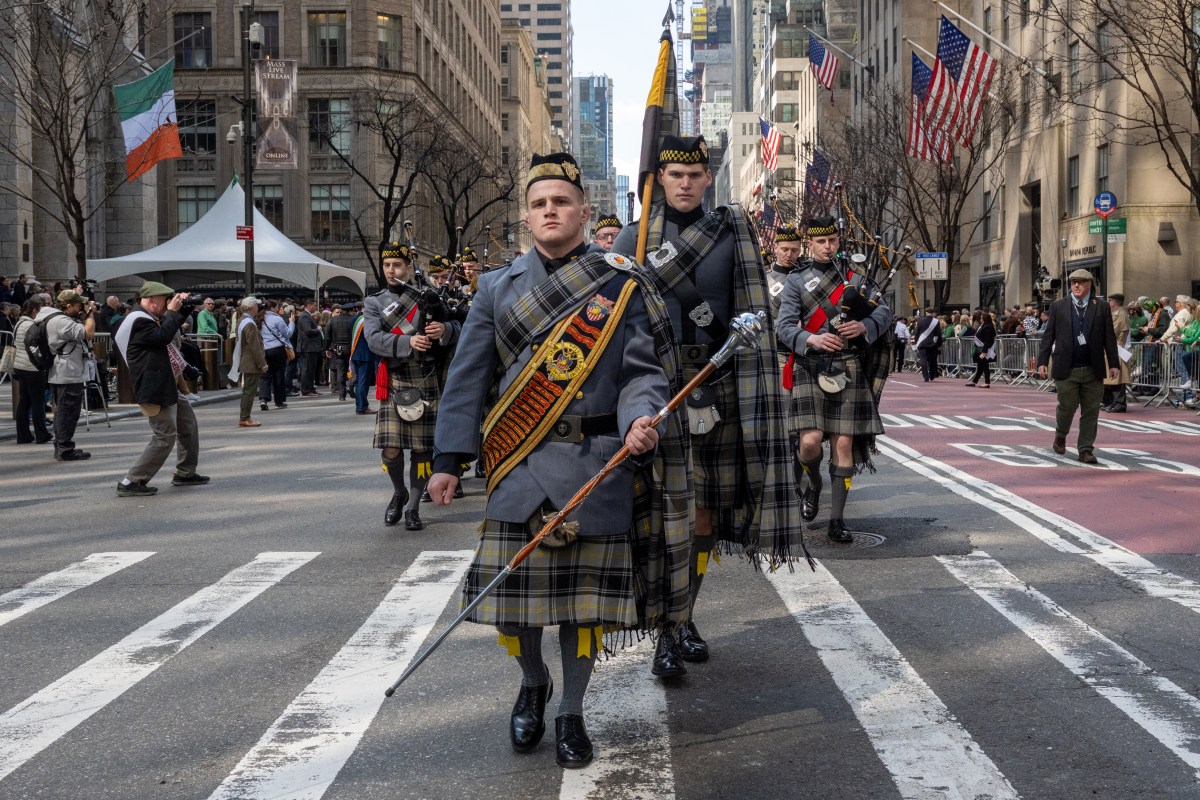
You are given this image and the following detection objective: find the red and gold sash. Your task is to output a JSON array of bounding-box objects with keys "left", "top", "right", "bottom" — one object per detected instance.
[{"left": 482, "top": 277, "right": 637, "bottom": 495}]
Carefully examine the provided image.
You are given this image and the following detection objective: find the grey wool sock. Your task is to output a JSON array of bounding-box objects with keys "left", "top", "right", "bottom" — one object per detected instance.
[
  {"left": 557, "top": 624, "right": 598, "bottom": 717},
  {"left": 829, "top": 464, "right": 855, "bottom": 521},
  {"left": 690, "top": 534, "right": 717, "bottom": 608},
  {"left": 500, "top": 626, "right": 549, "bottom": 687},
  {"left": 801, "top": 455, "right": 823, "bottom": 497},
  {"left": 407, "top": 452, "right": 430, "bottom": 511},
  {"left": 382, "top": 453, "right": 408, "bottom": 498}
]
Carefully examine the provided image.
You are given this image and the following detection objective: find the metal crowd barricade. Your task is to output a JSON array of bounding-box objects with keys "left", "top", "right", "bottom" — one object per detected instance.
[
  {"left": 1128, "top": 341, "right": 1171, "bottom": 407},
  {"left": 0, "top": 329, "right": 12, "bottom": 386},
  {"left": 936, "top": 337, "right": 972, "bottom": 378},
  {"left": 993, "top": 336, "right": 1026, "bottom": 385},
  {"left": 903, "top": 341, "right": 919, "bottom": 373},
  {"left": 185, "top": 333, "right": 225, "bottom": 390}
]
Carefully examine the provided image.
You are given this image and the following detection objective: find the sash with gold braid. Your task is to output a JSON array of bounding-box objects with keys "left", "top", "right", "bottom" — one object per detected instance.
[{"left": 482, "top": 276, "right": 638, "bottom": 495}]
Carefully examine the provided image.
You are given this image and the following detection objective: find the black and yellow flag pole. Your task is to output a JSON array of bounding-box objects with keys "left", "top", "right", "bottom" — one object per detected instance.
[{"left": 634, "top": 20, "right": 677, "bottom": 263}]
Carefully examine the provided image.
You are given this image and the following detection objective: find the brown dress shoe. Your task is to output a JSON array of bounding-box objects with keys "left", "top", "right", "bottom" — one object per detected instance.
[
  {"left": 1079, "top": 450, "right": 1098, "bottom": 464},
  {"left": 239, "top": 420, "right": 262, "bottom": 427},
  {"left": 1052, "top": 436, "right": 1067, "bottom": 455}
]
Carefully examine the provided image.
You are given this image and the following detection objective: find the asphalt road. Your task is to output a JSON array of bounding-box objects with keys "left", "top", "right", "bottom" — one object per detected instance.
[{"left": 2, "top": 381, "right": 1199, "bottom": 799}]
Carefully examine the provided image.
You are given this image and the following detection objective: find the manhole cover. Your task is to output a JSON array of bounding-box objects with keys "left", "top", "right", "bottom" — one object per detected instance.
[{"left": 802, "top": 529, "right": 887, "bottom": 550}]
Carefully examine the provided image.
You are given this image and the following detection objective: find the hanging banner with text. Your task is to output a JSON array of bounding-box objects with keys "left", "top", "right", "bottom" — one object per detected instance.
[{"left": 255, "top": 59, "right": 299, "bottom": 170}]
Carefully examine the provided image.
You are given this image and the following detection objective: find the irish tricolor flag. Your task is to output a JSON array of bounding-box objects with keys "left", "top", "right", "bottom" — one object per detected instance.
[{"left": 114, "top": 60, "right": 183, "bottom": 181}]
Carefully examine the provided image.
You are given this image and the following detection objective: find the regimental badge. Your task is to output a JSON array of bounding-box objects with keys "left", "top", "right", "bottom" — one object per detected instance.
[
  {"left": 586, "top": 293, "right": 616, "bottom": 322},
  {"left": 648, "top": 241, "right": 678, "bottom": 269},
  {"left": 770, "top": 280, "right": 785, "bottom": 297},
  {"left": 604, "top": 252, "right": 632, "bottom": 271},
  {"left": 699, "top": 140, "right": 709, "bottom": 160},
  {"left": 688, "top": 301, "right": 715, "bottom": 328},
  {"left": 563, "top": 162, "right": 580, "bottom": 181},
  {"left": 805, "top": 276, "right": 821, "bottom": 293},
  {"left": 546, "top": 341, "right": 586, "bottom": 380}
]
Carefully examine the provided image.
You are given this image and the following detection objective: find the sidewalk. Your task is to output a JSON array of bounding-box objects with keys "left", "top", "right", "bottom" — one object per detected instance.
[{"left": 0, "top": 384, "right": 241, "bottom": 442}]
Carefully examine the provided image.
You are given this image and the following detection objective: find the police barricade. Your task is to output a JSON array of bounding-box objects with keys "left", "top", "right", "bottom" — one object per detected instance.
[
  {"left": 1165, "top": 341, "right": 1200, "bottom": 408},
  {"left": 1021, "top": 335, "right": 1056, "bottom": 392},
  {"left": 993, "top": 336, "right": 1028, "bottom": 385},
  {"left": 1128, "top": 341, "right": 1171, "bottom": 406},
  {"left": 937, "top": 337, "right": 973, "bottom": 378},
  {"left": 903, "top": 341, "right": 919, "bottom": 373},
  {"left": 0, "top": 328, "right": 12, "bottom": 386},
  {"left": 185, "top": 333, "right": 226, "bottom": 391}
]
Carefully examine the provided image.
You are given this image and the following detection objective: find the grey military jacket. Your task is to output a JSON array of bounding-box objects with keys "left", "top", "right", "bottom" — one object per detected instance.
[
  {"left": 433, "top": 248, "right": 669, "bottom": 535},
  {"left": 776, "top": 259, "right": 893, "bottom": 356},
  {"left": 364, "top": 284, "right": 460, "bottom": 386}
]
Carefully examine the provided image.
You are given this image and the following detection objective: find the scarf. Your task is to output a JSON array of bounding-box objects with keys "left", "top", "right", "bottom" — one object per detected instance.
[
  {"left": 227, "top": 315, "right": 256, "bottom": 384},
  {"left": 643, "top": 201, "right": 808, "bottom": 569}
]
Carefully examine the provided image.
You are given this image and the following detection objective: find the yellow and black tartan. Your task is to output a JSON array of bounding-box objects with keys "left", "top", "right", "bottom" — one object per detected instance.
[
  {"left": 683, "top": 366, "right": 743, "bottom": 508},
  {"left": 372, "top": 369, "right": 441, "bottom": 451}
]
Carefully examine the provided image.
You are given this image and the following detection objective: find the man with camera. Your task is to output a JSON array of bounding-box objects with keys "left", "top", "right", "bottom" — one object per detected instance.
[
  {"left": 45, "top": 288, "right": 96, "bottom": 461},
  {"left": 113, "top": 281, "right": 208, "bottom": 497}
]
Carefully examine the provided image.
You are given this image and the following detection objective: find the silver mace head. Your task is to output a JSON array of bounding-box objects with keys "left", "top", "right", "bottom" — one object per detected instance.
[{"left": 711, "top": 311, "right": 766, "bottom": 368}]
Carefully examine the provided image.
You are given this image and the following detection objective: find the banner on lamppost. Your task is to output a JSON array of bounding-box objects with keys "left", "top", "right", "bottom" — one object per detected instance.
[{"left": 255, "top": 59, "right": 298, "bottom": 169}]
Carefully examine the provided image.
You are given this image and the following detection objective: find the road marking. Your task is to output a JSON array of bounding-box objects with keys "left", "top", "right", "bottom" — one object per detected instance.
[
  {"left": 764, "top": 563, "right": 1018, "bottom": 800},
  {"left": 940, "top": 552, "right": 1200, "bottom": 777},
  {"left": 560, "top": 640, "right": 674, "bottom": 800},
  {"left": 207, "top": 551, "right": 473, "bottom": 800},
  {"left": 877, "top": 438, "right": 1200, "bottom": 614},
  {"left": 0, "top": 552, "right": 155, "bottom": 629},
  {"left": 0, "top": 552, "right": 318, "bottom": 782}
]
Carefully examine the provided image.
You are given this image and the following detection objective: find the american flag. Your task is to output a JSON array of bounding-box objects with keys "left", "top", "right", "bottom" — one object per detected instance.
[
  {"left": 935, "top": 15, "right": 996, "bottom": 145},
  {"left": 907, "top": 54, "right": 953, "bottom": 162},
  {"left": 808, "top": 34, "right": 839, "bottom": 91},
  {"left": 759, "top": 116, "right": 781, "bottom": 172},
  {"left": 805, "top": 150, "right": 836, "bottom": 208},
  {"left": 759, "top": 204, "right": 777, "bottom": 251}
]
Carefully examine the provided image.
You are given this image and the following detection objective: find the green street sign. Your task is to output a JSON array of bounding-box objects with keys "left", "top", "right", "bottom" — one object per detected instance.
[{"left": 1088, "top": 217, "right": 1126, "bottom": 234}]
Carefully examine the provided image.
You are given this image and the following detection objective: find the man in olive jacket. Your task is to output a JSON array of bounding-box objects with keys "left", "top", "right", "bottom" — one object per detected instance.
[{"left": 113, "top": 281, "right": 208, "bottom": 497}]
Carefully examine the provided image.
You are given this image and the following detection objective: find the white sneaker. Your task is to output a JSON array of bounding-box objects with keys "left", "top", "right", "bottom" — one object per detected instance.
[{"left": 185, "top": 393, "right": 200, "bottom": 403}]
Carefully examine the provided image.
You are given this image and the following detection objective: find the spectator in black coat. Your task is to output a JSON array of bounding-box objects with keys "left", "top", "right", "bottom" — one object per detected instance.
[
  {"left": 296, "top": 298, "right": 324, "bottom": 396},
  {"left": 913, "top": 307, "right": 943, "bottom": 382}
]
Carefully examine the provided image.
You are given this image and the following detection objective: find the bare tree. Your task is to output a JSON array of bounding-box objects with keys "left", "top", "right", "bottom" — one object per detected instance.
[
  {"left": 1040, "top": 0, "right": 1200, "bottom": 213},
  {"left": 0, "top": 0, "right": 167, "bottom": 280},
  {"left": 423, "top": 138, "right": 520, "bottom": 261}
]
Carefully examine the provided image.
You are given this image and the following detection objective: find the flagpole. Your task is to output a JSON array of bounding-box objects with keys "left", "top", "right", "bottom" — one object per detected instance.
[
  {"left": 930, "top": 1, "right": 1057, "bottom": 91},
  {"left": 805, "top": 28, "right": 873, "bottom": 74}
]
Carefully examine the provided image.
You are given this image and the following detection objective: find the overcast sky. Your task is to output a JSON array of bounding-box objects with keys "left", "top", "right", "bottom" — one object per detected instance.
[{"left": 572, "top": 0, "right": 689, "bottom": 186}]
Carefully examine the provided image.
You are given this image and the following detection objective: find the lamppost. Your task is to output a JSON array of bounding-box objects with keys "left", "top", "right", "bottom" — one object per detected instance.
[
  {"left": 626, "top": 191, "right": 635, "bottom": 226},
  {"left": 235, "top": 1, "right": 262, "bottom": 294}
]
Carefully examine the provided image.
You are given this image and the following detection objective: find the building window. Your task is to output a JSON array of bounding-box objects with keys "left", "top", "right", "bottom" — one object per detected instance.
[
  {"left": 174, "top": 13, "right": 212, "bottom": 68},
  {"left": 778, "top": 103, "right": 798, "bottom": 122},
  {"left": 254, "top": 184, "right": 284, "bottom": 228},
  {"left": 1043, "top": 59, "right": 1054, "bottom": 116},
  {"left": 536, "top": 2, "right": 562, "bottom": 9},
  {"left": 1021, "top": 0, "right": 1030, "bottom": 26},
  {"left": 178, "top": 185, "right": 216, "bottom": 233},
  {"left": 1097, "top": 23, "right": 1111, "bottom": 82},
  {"left": 250, "top": 10, "right": 280, "bottom": 60},
  {"left": 500, "top": 77, "right": 509, "bottom": 98},
  {"left": 500, "top": 45, "right": 509, "bottom": 64},
  {"left": 1069, "top": 41, "right": 1081, "bottom": 96},
  {"left": 1067, "top": 155, "right": 1080, "bottom": 215},
  {"left": 310, "top": 184, "right": 351, "bottom": 243},
  {"left": 982, "top": 190, "right": 993, "bottom": 240},
  {"left": 177, "top": 100, "right": 216, "bottom": 157},
  {"left": 378, "top": 14, "right": 402, "bottom": 70},
  {"left": 308, "top": 12, "right": 347, "bottom": 67},
  {"left": 501, "top": 112, "right": 509, "bottom": 131},
  {"left": 1020, "top": 71, "right": 1032, "bottom": 129},
  {"left": 308, "top": 98, "right": 351, "bottom": 156},
  {"left": 1097, "top": 144, "right": 1109, "bottom": 194}
]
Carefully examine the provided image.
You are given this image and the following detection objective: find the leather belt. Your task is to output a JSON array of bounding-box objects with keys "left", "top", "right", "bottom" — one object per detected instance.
[
  {"left": 680, "top": 343, "right": 709, "bottom": 365},
  {"left": 547, "top": 412, "right": 618, "bottom": 443}
]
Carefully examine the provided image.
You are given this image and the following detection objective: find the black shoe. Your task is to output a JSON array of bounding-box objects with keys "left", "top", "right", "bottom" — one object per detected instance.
[
  {"left": 651, "top": 628, "right": 687, "bottom": 678},
  {"left": 404, "top": 509, "right": 423, "bottom": 531},
  {"left": 554, "top": 714, "right": 594, "bottom": 769},
  {"left": 116, "top": 480, "right": 157, "bottom": 497},
  {"left": 54, "top": 449, "right": 91, "bottom": 461},
  {"left": 554, "top": 714, "right": 592, "bottom": 767},
  {"left": 260, "top": 402, "right": 269, "bottom": 411},
  {"left": 474, "top": 463, "right": 486, "bottom": 479},
  {"left": 34, "top": 436, "right": 52, "bottom": 444},
  {"left": 510, "top": 678, "right": 553, "bottom": 753},
  {"left": 1108, "top": 405, "right": 1127, "bottom": 413},
  {"left": 274, "top": 403, "right": 288, "bottom": 409},
  {"left": 384, "top": 491, "right": 407, "bottom": 526},
  {"left": 453, "top": 485, "right": 464, "bottom": 499},
  {"left": 1079, "top": 450, "right": 1099, "bottom": 465},
  {"left": 801, "top": 485, "right": 820, "bottom": 522},
  {"left": 171, "top": 473, "right": 210, "bottom": 487},
  {"left": 677, "top": 620, "right": 709, "bottom": 663},
  {"left": 828, "top": 518, "right": 853, "bottom": 543},
  {"left": 420, "top": 489, "right": 432, "bottom": 503}
]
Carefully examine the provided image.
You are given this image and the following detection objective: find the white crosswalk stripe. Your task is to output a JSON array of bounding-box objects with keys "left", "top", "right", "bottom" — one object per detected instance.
[
  {"left": 0, "top": 552, "right": 155, "bottom": 629},
  {"left": 765, "top": 562, "right": 1020, "bottom": 800},
  {"left": 940, "top": 551, "right": 1200, "bottom": 777},
  {"left": 0, "top": 551, "right": 318, "bottom": 782},
  {"left": 207, "top": 550, "right": 473, "bottom": 800}
]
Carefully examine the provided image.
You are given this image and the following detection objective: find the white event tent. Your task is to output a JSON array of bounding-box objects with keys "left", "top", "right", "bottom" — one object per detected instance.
[{"left": 87, "top": 180, "right": 367, "bottom": 295}]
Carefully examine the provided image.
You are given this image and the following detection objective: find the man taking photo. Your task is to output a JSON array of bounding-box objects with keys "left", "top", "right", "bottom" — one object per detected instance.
[{"left": 46, "top": 288, "right": 96, "bottom": 461}]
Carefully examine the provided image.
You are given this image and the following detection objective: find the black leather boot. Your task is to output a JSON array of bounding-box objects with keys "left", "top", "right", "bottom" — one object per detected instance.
[
  {"left": 828, "top": 518, "right": 853, "bottom": 543},
  {"left": 384, "top": 490, "right": 407, "bottom": 526},
  {"left": 651, "top": 628, "right": 687, "bottom": 678},
  {"left": 677, "top": 619, "right": 709, "bottom": 663},
  {"left": 510, "top": 678, "right": 553, "bottom": 753},
  {"left": 404, "top": 508, "right": 423, "bottom": 531},
  {"left": 554, "top": 714, "right": 594, "bottom": 768}
]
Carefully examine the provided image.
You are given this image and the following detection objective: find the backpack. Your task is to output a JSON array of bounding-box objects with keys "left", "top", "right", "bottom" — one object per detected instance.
[{"left": 24, "top": 311, "right": 65, "bottom": 371}]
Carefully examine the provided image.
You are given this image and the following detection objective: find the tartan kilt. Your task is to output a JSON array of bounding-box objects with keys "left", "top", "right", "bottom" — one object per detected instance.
[
  {"left": 686, "top": 367, "right": 743, "bottom": 508},
  {"left": 372, "top": 371, "right": 439, "bottom": 451},
  {"left": 463, "top": 521, "right": 637, "bottom": 628},
  {"left": 788, "top": 352, "right": 883, "bottom": 437}
]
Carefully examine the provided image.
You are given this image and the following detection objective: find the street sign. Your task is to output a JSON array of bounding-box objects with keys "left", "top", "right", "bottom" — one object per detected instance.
[
  {"left": 236, "top": 225, "right": 254, "bottom": 241},
  {"left": 914, "top": 252, "right": 948, "bottom": 280},
  {"left": 1094, "top": 191, "right": 1117, "bottom": 219},
  {"left": 1088, "top": 217, "right": 1125, "bottom": 234},
  {"left": 1107, "top": 233, "right": 1126, "bottom": 243}
]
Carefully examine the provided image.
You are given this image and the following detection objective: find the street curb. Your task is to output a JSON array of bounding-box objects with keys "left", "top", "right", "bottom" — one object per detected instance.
[{"left": 0, "top": 390, "right": 241, "bottom": 442}]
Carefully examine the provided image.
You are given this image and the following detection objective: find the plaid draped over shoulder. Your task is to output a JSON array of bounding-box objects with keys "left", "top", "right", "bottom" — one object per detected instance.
[{"left": 643, "top": 203, "right": 810, "bottom": 569}]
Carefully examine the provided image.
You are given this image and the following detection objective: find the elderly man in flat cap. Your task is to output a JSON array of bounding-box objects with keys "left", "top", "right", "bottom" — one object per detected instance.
[
  {"left": 1036, "top": 268, "right": 1119, "bottom": 464},
  {"left": 113, "top": 281, "right": 208, "bottom": 496}
]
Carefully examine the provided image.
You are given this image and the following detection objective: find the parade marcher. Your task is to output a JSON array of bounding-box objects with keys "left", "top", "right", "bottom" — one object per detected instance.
[
  {"left": 913, "top": 307, "right": 942, "bottom": 382},
  {"left": 228, "top": 296, "right": 267, "bottom": 428},
  {"left": 459, "top": 247, "right": 483, "bottom": 295},
  {"left": 767, "top": 223, "right": 803, "bottom": 319},
  {"left": 1037, "top": 269, "right": 1119, "bottom": 464},
  {"left": 591, "top": 213, "right": 623, "bottom": 251},
  {"left": 1102, "top": 293, "right": 1130, "bottom": 413},
  {"left": 113, "top": 282, "right": 207, "bottom": 496},
  {"left": 775, "top": 215, "right": 894, "bottom": 543},
  {"left": 365, "top": 241, "right": 460, "bottom": 530},
  {"left": 324, "top": 303, "right": 354, "bottom": 401},
  {"left": 348, "top": 306, "right": 376, "bottom": 416},
  {"left": 45, "top": 289, "right": 96, "bottom": 461},
  {"left": 426, "top": 151, "right": 688, "bottom": 769},
  {"left": 612, "top": 134, "right": 802, "bottom": 678}
]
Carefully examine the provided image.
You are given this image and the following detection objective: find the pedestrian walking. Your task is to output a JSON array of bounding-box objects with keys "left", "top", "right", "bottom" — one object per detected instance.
[
  {"left": 913, "top": 307, "right": 942, "bottom": 382},
  {"left": 229, "top": 297, "right": 267, "bottom": 427}
]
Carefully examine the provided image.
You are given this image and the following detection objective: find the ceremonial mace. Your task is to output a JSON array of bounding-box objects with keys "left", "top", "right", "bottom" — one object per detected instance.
[{"left": 384, "top": 310, "right": 767, "bottom": 697}]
